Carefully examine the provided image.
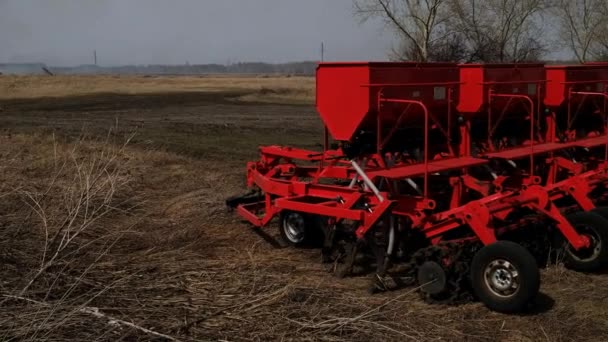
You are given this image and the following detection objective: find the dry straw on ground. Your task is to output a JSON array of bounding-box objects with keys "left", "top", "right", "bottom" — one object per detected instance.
[{"left": 1, "top": 132, "right": 606, "bottom": 341}]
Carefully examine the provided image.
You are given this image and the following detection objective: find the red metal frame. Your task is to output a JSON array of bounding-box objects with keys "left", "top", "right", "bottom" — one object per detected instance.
[
  {"left": 236, "top": 147, "right": 592, "bottom": 249},
  {"left": 476, "top": 66, "right": 608, "bottom": 236},
  {"left": 486, "top": 90, "right": 538, "bottom": 175}
]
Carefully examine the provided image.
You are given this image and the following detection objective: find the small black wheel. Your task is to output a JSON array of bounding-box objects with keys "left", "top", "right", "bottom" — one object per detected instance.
[
  {"left": 279, "top": 211, "right": 309, "bottom": 247},
  {"left": 417, "top": 261, "right": 448, "bottom": 296},
  {"left": 470, "top": 241, "right": 540, "bottom": 313},
  {"left": 563, "top": 211, "right": 608, "bottom": 272}
]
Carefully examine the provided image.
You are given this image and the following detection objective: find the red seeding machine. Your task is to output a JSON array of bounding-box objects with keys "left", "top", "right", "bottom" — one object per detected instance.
[{"left": 227, "top": 62, "right": 608, "bottom": 313}]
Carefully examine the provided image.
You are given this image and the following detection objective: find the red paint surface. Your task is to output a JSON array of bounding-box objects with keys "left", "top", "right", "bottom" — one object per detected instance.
[{"left": 316, "top": 62, "right": 459, "bottom": 141}]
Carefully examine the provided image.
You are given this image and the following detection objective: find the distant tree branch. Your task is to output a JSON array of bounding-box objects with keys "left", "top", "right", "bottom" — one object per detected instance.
[{"left": 354, "top": 0, "right": 449, "bottom": 61}]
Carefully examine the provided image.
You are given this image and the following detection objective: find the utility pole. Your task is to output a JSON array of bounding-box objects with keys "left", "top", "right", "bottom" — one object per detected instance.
[
  {"left": 321, "top": 42, "right": 325, "bottom": 62},
  {"left": 94, "top": 50, "right": 97, "bottom": 66}
]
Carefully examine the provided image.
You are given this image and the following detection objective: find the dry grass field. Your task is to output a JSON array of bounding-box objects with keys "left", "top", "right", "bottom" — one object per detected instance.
[
  {"left": 0, "top": 75, "right": 315, "bottom": 104},
  {"left": 0, "top": 75, "right": 607, "bottom": 341}
]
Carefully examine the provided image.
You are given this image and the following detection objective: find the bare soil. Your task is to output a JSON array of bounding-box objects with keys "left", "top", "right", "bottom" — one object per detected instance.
[{"left": 0, "top": 76, "right": 607, "bottom": 341}]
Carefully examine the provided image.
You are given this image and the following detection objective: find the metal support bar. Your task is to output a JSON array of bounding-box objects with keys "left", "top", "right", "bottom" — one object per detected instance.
[
  {"left": 351, "top": 160, "right": 384, "bottom": 202},
  {"left": 378, "top": 98, "right": 430, "bottom": 197}
]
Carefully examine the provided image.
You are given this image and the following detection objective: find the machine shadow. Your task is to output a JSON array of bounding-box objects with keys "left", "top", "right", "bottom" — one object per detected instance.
[
  {"left": 523, "top": 292, "right": 556, "bottom": 315},
  {"left": 249, "top": 225, "right": 285, "bottom": 249}
]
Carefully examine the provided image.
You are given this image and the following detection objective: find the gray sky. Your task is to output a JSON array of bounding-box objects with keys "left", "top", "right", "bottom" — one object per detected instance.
[{"left": 0, "top": 0, "right": 394, "bottom": 66}]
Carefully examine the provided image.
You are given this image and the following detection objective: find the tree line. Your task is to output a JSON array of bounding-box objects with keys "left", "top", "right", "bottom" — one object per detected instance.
[{"left": 354, "top": 0, "right": 608, "bottom": 63}]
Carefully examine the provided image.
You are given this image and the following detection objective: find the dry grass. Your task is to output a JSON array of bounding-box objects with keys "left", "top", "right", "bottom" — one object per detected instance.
[
  {"left": 0, "top": 75, "right": 315, "bottom": 104},
  {"left": 0, "top": 76, "right": 608, "bottom": 341},
  {"left": 1, "top": 131, "right": 608, "bottom": 341}
]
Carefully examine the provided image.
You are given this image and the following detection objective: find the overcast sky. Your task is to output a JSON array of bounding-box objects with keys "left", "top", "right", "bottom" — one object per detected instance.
[{"left": 0, "top": 0, "right": 394, "bottom": 66}]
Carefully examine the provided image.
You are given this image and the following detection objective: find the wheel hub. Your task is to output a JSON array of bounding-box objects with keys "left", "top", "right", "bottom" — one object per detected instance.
[
  {"left": 567, "top": 230, "right": 601, "bottom": 262},
  {"left": 492, "top": 268, "right": 513, "bottom": 291},
  {"left": 484, "top": 259, "right": 519, "bottom": 298}
]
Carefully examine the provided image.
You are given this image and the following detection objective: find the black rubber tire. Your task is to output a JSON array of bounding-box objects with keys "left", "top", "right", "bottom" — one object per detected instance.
[
  {"left": 591, "top": 206, "right": 608, "bottom": 221},
  {"left": 470, "top": 241, "right": 540, "bottom": 313},
  {"left": 563, "top": 211, "right": 608, "bottom": 272}
]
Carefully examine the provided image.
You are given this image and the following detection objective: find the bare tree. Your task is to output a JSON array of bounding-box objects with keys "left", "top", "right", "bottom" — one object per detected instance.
[
  {"left": 354, "top": 0, "right": 549, "bottom": 62},
  {"left": 553, "top": 0, "right": 608, "bottom": 62},
  {"left": 354, "top": 0, "right": 454, "bottom": 62},
  {"left": 448, "top": 0, "right": 549, "bottom": 62}
]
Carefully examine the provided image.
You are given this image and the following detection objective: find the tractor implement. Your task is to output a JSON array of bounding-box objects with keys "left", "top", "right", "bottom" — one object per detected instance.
[{"left": 228, "top": 61, "right": 608, "bottom": 313}]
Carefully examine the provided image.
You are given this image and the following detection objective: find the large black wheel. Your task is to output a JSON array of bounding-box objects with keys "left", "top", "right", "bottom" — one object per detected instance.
[
  {"left": 591, "top": 206, "right": 608, "bottom": 221},
  {"left": 563, "top": 211, "right": 608, "bottom": 272},
  {"left": 470, "top": 241, "right": 540, "bottom": 313}
]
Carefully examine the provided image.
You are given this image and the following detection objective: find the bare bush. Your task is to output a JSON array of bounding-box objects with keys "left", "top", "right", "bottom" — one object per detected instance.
[
  {"left": 0, "top": 131, "right": 174, "bottom": 340},
  {"left": 17, "top": 133, "right": 135, "bottom": 295}
]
